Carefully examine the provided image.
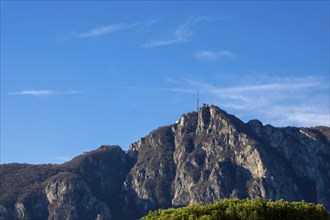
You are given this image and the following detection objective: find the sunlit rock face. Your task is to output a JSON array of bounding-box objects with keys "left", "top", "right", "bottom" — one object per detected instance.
[
  {"left": 246, "top": 122, "right": 330, "bottom": 211},
  {"left": 45, "top": 172, "right": 111, "bottom": 220},
  {"left": 123, "top": 105, "right": 330, "bottom": 218},
  {"left": 1, "top": 105, "right": 329, "bottom": 220}
]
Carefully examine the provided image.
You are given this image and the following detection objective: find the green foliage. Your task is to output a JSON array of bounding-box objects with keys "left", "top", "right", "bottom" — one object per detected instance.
[{"left": 141, "top": 198, "right": 329, "bottom": 220}]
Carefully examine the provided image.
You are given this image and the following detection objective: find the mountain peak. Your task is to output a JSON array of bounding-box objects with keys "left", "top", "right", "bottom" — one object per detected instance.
[{"left": 1, "top": 104, "right": 329, "bottom": 219}]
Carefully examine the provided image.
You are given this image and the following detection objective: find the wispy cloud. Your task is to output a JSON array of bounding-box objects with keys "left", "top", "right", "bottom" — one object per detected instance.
[
  {"left": 184, "top": 79, "right": 321, "bottom": 95},
  {"left": 9, "top": 90, "right": 84, "bottom": 96},
  {"left": 9, "top": 90, "right": 55, "bottom": 96},
  {"left": 58, "top": 19, "right": 159, "bottom": 41},
  {"left": 78, "top": 23, "right": 131, "bottom": 38},
  {"left": 142, "top": 17, "right": 208, "bottom": 48},
  {"left": 194, "top": 50, "right": 235, "bottom": 61},
  {"left": 163, "top": 76, "right": 329, "bottom": 127}
]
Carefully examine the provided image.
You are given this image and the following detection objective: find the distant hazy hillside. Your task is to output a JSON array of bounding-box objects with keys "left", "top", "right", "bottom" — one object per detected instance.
[{"left": 1, "top": 105, "right": 329, "bottom": 220}]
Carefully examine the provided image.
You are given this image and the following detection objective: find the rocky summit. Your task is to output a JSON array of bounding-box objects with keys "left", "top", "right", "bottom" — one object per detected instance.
[{"left": 1, "top": 105, "right": 329, "bottom": 220}]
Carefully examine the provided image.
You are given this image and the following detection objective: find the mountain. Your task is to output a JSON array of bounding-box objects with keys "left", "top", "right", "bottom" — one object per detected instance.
[
  {"left": 1, "top": 104, "right": 329, "bottom": 219},
  {"left": 0, "top": 146, "right": 132, "bottom": 219}
]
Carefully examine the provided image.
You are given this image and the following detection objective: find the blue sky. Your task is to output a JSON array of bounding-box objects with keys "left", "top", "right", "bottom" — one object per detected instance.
[{"left": 1, "top": 1, "right": 329, "bottom": 164}]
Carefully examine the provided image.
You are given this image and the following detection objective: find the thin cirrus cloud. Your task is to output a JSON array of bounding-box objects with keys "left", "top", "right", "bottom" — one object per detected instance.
[
  {"left": 56, "top": 19, "right": 159, "bottom": 42},
  {"left": 9, "top": 90, "right": 84, "bottom": 96},
  {"left": 76, "top": 19, "right": 159, "bottom": 38},
  {"left": 164, "top": 76, "right": 329, "bottom": 127},
  {"left": 194, "top": 50, "right": 235, "bottom": 61},
  {"left": 78, "top": 23, "right": 131, "bottom": 38},
  {"left": 142, "top": 16, "right": 209, "bottom": 48}
]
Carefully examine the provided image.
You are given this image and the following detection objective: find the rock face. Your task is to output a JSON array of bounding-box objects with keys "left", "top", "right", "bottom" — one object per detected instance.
[
  {"left": 247, "top": 121, "right": 330, "bottom": 210},
  {"left": 0, "top": 145, "right": 132, "bottom": 220},
  {"left": 45, "top": 172, "right": 111, "bottom": 220},
  {"left": 1, "top": 105, "right": 329, "bottom": 220},
  {"left": 123, "top": 105, "right": 330, "bottom": 218}
]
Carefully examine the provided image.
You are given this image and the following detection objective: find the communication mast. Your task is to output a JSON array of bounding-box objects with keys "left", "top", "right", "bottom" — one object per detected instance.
[{"left": 197, "top": 90, "right": 200, "bottom": 111}]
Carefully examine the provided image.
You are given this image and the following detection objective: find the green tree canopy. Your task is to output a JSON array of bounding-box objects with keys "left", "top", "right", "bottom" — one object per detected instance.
[{"left": 141, "top": 198, "right": 329, "bottom": 220}]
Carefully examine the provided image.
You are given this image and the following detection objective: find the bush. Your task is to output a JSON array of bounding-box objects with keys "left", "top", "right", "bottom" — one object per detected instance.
[{"left": 141, "top": 198, "right": 329, "bottom": 220}]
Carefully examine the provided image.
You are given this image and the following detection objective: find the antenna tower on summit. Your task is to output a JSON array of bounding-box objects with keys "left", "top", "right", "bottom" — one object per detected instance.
[{"left": 197, "top": 90, "right": 199, "bottom": 111}]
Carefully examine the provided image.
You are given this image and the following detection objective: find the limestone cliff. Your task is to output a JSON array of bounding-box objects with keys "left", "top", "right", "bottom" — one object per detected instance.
[
  {"left": 1, "top": 105, "right": 329, "bottom": 220},
  {"left": 123, "top": 105, "right": 330, "bottom": 218}
]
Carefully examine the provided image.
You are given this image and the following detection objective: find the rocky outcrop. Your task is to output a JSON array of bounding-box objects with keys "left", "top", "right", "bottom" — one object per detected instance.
[
  {"left": 0, "top": 145, "right": 132, "bottom": 220},
  {"left": 45, "top": 172, "right": 111, "bottom": 220},
  {"left": 123, "top": 105, "right": 330, "bottom": 218},
  {"left": 1, "top": 105, "right": 329, "bottom": 219},
  {"left": 247, "top": 121, "right": 330, "bottom": 211}
]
